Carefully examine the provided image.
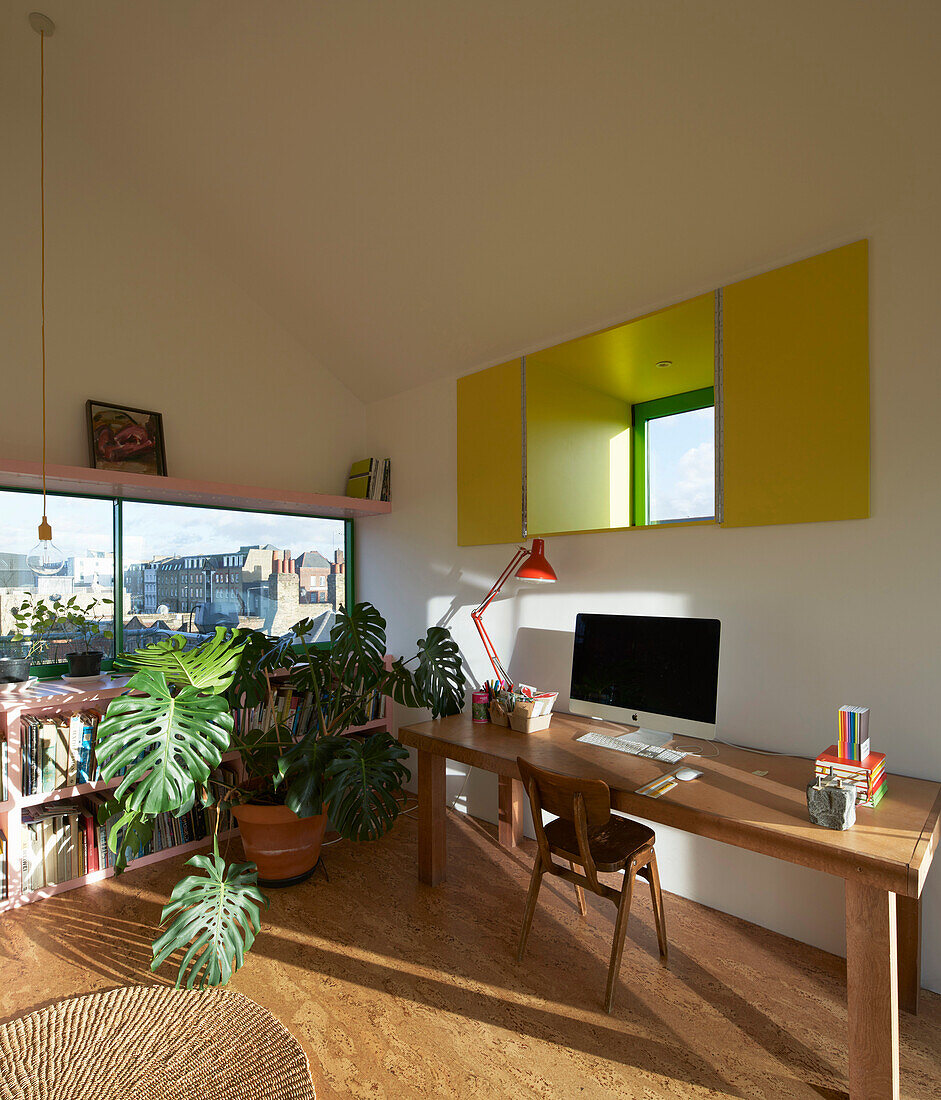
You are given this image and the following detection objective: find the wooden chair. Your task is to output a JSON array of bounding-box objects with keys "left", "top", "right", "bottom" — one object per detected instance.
[{"left": 515, "top": 756, "right": 668, "bottom": 1013}]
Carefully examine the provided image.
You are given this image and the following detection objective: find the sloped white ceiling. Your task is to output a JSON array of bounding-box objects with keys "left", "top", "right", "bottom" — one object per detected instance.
[{"left": 5, "top": 1, "right": 938, "bottom": 401}]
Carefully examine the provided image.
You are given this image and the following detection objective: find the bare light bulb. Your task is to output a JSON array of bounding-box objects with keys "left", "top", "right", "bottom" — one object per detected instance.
[{"left": 27, "top": 516, "right": 66, "bottom": 576}]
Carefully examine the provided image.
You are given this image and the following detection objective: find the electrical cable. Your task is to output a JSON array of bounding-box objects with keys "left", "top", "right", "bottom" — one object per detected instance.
[{"left": 40, "top": 30, "right": 48, "bottom": 524}]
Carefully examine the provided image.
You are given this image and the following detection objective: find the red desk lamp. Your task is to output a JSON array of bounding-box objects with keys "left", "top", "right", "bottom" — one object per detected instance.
[{"left": 471, "top": 539, "right": 557, "bottom": 686}]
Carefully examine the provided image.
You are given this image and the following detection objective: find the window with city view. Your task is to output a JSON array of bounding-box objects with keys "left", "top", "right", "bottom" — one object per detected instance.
[
  {"left": 121, "top": 501, "right": 349, "bottom": 654},
  {"left": 0, "top": 490, "right": 115, "bottom": 665},
  {"left": 0, "top": 488, "right": 351, "bottom": 668}
]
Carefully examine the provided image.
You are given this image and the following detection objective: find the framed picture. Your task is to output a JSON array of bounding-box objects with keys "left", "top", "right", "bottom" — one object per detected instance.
[{"left": 86, "top": 400, "right": 167, "bottom": 476}]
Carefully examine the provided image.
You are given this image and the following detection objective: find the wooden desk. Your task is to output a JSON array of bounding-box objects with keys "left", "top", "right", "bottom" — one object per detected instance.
[{"left": 399, "top": 713, "right": 941, "bottom": 1100}]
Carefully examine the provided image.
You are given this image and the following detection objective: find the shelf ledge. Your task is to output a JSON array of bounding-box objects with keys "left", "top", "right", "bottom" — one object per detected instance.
[{"left": 0, "top": 459, "right": 391, "bottom": 519}]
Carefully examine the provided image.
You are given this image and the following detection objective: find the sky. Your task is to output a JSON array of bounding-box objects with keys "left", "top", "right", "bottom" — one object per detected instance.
[
  {"left": 647, "top": 406, "right": 715, "bottom": 522},
  {"left": 0, "top": 491, "right": 345, "bottom": 570}
]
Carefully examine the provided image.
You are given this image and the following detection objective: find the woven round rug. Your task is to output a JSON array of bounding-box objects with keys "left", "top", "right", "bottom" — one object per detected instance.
[{"left": 0, "top": 985, "right": 316, "bottom": 1100}]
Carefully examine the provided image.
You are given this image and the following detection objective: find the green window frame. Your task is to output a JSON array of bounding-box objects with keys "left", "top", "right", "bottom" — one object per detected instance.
[
  {"left": 631, "top": 386, "right": 715, "bottom": 527},
  {"left": 0, "top": 487, "right": 354, "bottom": 679}
]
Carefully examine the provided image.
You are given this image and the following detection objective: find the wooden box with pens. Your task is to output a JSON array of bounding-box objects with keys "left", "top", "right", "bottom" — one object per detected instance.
[{"left": 483, "top": 680, "right": 557, "bottom": 733}]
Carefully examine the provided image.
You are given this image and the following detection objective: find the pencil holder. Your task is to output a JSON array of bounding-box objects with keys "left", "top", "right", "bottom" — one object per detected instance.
[{"left": 489, "top": 700, "right": 509, "bottom": 726}]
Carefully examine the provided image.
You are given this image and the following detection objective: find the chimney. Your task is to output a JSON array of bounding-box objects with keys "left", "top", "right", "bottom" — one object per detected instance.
[
  {"left": 285, "top": 554, "right": 293, "bottom": 573},
  {"left": 273, "top": 558, "right": 282, "bottom": 575}
]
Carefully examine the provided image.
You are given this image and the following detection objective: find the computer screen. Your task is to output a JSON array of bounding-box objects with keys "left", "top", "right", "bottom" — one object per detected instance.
[{"left": 569, "top": 613, "right": 721, "bottom": 740}]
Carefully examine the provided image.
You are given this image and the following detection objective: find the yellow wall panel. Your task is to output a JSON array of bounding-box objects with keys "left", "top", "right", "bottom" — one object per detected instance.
[
  {"left": 457, "top": 360, "right": 523, "bottom": 545},
  {"left": 722, "top": 240, "right": 869, "bottom": 527},
  {"left": 527, "top": 362, "right": 631, "bottom": 536}
]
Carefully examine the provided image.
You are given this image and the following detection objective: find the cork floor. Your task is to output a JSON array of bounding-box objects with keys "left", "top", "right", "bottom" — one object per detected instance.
[{"left": 1, "top": 809, "right": 939, "bottom": 1099}]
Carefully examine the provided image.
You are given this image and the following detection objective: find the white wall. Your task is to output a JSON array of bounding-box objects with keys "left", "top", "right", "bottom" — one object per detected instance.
[
  {"left": 358, "top": 227, "right": 941, "bottom": 993},
  {"left": 0, "top": 45, "right": 364, "bottom": 491}
]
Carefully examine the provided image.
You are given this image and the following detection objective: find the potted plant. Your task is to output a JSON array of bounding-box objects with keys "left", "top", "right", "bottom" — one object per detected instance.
[
  {"left": 0, "top": 593, "right": 62, "bottom": 685},
  {"left": 56, "top": 595, "right": 114, "bottom": 677},
  {"left": 218, "top": 603, "right": 464, "bottom": 885},
  {"left": 92, "top": 602, "right": 465, "bottom": 988}
]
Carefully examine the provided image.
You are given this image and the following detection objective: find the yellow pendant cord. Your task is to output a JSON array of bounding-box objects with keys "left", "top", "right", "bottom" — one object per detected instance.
[{"left": 39, "top": 29, "right": 49, "bottom": 536}]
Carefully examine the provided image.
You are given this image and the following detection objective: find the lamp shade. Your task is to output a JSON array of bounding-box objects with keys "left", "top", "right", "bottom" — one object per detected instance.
[{"left": 514, "top": 538, "right": 557, "bottom": 583}]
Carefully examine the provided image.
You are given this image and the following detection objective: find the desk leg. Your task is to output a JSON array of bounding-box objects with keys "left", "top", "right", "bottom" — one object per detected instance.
[
  {"left": 845, "top": 880, "right": 899, "bottom": 1100},
  {"left": 499, "top": 775, "right": 525, "bottom": 849},
  {"left": 896, "top": 893, "right": 921, "bottom": 1015},
  {"left": 418, "top": 749, "right": 446, "bottom": 885}
]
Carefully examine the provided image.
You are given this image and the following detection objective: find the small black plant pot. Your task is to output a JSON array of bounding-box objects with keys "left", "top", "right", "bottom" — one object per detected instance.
[
  {"left": 66, "top": 650, "right": 103, "bottom": 677},
  {"left": 0, "top": 656, "right": 32, "bottom": 685}
]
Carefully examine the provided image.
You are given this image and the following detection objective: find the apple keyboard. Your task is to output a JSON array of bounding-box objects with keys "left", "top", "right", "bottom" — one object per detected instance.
[{"left": 577, "top": 730, "right": 687, "bottom": 764}]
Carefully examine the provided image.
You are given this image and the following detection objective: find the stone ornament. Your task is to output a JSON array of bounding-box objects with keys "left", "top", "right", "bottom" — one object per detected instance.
[{"left": 806, "top": 770, "right": 857, "bottom": 830}]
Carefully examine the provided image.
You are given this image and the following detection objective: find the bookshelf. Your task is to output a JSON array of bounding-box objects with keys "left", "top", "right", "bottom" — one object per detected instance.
[
  {"left": 0, "top": 459, "right": 392, "bottom": 519},
  {"left": 0, "top": 672, "right": 394, "bottom": 911}
]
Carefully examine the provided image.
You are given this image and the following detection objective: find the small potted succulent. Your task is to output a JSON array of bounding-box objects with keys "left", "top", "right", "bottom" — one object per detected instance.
[
  {"left": 0, "top": 594, "right": 62, "bottom": 686},
  {"left": 56, "top": 595, "right": 114, "bottom": 677}
]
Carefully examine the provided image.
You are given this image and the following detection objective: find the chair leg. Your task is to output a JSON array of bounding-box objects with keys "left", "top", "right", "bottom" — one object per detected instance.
[
  {"left": 517, "top": 858, "right": 545, "bottom": 963},
  {"left": 604, "top": 858, "right": 637, "bottom": 1014},
  {"left": 569, "top": 861, "right": 588, "bottom": 916},
  {"left": 646, "top": 850, "right": 668, "bottom": 964}
]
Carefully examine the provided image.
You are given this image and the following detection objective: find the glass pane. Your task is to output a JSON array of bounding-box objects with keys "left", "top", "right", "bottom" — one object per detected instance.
[
  {"left": 0, "top": 490, "right": 115, "bottom": 666},
  {"left": 121, "top": 502, "right": 348, "bottom": 653},
  {"left": 647, "top": 406, "right": 715, "bottom": 524}
]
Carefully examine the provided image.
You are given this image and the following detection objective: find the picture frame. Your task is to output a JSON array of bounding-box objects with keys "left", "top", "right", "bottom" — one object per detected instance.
[{"left": 86, "top": 400, "right": 168, "bottom": 476}]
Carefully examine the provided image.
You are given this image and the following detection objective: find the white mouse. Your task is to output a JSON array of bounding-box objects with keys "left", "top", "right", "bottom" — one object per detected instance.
[{"left": 674, "top": 766, "right": 703, "bottom": 782}]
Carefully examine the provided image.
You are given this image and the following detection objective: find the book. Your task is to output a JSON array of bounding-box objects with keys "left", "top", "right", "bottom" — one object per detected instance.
[
  {"left": 41, "top": 818, "right": 59, "bottom": 887},
  {"left": 381, "top": 459, "right": 391, "bottom": 503},
  {"left": 76, "top": 711, "right": 98, "bottom": 784},
  {"left": 21, "top": 716, "right": 38, "bottom": 796},
  {"left": 346, "top": 474, "right": 370, "bottom": 499},
  {"left": 346, "top": 458, "right": 376, "bottom": 498},
  {"left": 346, "top": 458, "right": 390, "bottom": 502},
  {"left": 816, "top": 745, "right": 886, "bottom": 807},
  {"left": 39, "top": 718, "right": 59, "bottom": 793},
  {"left": 838, "top": 706, "right": 870, "bottom": 762},
  {"left": 82, "top": 808, "right": 99, "bottom": 874},
  {"left": 53, "top": 718, "right": 71, "bottom": 790},
  {"left": 21, "top": 821, "right": 44, "bottom": 892},
  {"left": 68, "top": 714, "right": 84, "bottom": 786}
]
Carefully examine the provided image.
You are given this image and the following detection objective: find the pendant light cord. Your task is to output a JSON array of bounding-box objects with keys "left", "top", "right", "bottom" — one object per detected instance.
[{"left": 40, "top": 29, "right": 48, "bottom": 524}]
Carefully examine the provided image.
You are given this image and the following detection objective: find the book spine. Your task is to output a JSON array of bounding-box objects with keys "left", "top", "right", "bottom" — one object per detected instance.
[
  {"left": 83, "top": 812, "right": 99, "bottom": 874},
  {"left": 68, "top": 714, "right": 83, "bottom": 787}
]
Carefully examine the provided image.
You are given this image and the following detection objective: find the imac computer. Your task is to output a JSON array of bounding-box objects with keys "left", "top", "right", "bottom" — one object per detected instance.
[{"left": 569, "top": 613, "right": 721, "bottom": 745}]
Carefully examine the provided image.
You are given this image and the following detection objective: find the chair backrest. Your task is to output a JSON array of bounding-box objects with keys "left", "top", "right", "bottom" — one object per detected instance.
[
  {"left": 516, "top": 757, "right": 611, "bottom": 828},
  {"left": 517, "top": 757, "right": 612, "bottom": 888}
]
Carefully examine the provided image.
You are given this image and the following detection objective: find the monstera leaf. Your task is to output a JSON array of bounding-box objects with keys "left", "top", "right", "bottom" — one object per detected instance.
[
  {"left": 116, "top": 627, "right": 246, "bottom": 693},
  {"left": 378, "top": 657, "right": 423, "bottom": 710},
  {"left": 329, "top": 602, "right": 387, "bottom": 694},
  {"left": 414, "top": 626, "right": 466, "bottom": 718},
  {"left": 323, "top": 732, "right": 411, "bottom": 841},
  {"left": 276, "top": 734, "right": 342, "bottom": 818},
  {"left": 225, "top": 627, "right": 302, "bottom": 710},
  {"left": 151, "top": 843, "right": 268, "bottom": 989},
  {"left": 96, "top": 797, "right": 155, "bottom": 875},
  {"left": 96, "top": 670, "right": 233, "bottom": 815}
]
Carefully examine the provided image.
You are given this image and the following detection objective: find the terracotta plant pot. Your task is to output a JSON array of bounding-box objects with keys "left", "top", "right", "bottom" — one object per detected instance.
[{"left": 232, "top": 803, "right": 327, "bottom": 888}]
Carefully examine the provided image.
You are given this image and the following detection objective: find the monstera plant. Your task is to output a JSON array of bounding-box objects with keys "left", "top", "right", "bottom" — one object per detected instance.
[{"left": 94, "top": 603, "right": 465, "bottom": 989}]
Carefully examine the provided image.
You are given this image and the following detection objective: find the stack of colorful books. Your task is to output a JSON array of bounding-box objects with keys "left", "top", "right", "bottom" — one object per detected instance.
[
  {"left": 815, "top": 705, "right": 885, "bottom": 808},
  {"left": 838, "top": 705, "right": 870, "bottom": 762}
]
